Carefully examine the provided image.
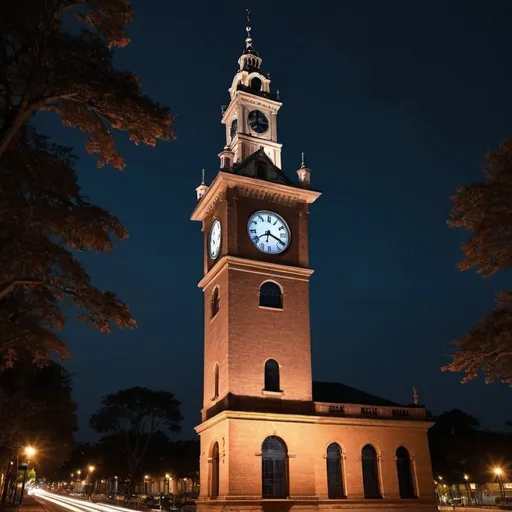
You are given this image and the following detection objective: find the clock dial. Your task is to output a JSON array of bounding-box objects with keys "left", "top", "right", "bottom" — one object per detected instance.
[
  {"left": 248, "top": 110, "right": 269, "bottom": 134},
  {"left": 208, "top": 219, "right": 222, "bottom": 260},
  {"left": 230, "top": 118, "right": 238, "bottom": 139},
  {"left": 247, "top": 210, "right": 290, "bottom": 254}
]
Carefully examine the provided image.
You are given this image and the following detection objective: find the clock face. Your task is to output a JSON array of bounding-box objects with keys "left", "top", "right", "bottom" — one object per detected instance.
[
  {"left": 208, "top": 219, "right": 222, "bottom": 260},
  {"left": 247, "top": 210, "right": 290, "bottom": 254},
  {"left": 248, "top": 110, "right": 269, "bottom": 134},
  {"left": 230, "top": 118, "right": 238, "bottom": 139}
]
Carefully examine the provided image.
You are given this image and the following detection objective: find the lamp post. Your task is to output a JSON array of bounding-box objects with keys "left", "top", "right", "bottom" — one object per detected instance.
[
  {"left": 494, "top": 467, "right": 505, "bottom": 499},
  {"left": 88, "top": 465, "right": 95, "bottom": 498},
  {"left": 464, "top": 474, "right": 472, "bottom": 505},
  {"left": 14, "top": 446, "right": 37, "bottom": 506},
  {"left": 144, "top": 475, "right": 149, "bottom": 495}
]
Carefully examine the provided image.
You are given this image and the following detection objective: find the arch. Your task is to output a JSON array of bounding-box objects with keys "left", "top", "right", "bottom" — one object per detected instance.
[
  {"left": 361, "top": 444, "right": 381, "bottom": 499},
  {"left": 250, "top": 76, "right": 262, "bottom": 91},
  {"left": 264, "top": 359, "right": 280, "bottom": 392},
  {"left": 261, "top": 436, "right": 288, "bottom": 498},
  {"left": 259, "top": 281, "right": 283, "bottom": 309},
  {"left": 211, "top": 286, "right": 219, "bottom": 318},
  {"left": 326, "top": 443, "right": 345, "bottom": 499},
  {"left": 396, "top": 446, "right": 416, "bottom": 498},
  {"left": 213, "top": 364, "right": 219, "bottom": 400},
  {"left": 210, "top": 441, "right": 219, "bottom": 498}
]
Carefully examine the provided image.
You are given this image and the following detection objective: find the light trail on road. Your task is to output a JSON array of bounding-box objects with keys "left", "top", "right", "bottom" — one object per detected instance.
[{"left": 32, "top": 489, "right": 137, "bottom": 512}]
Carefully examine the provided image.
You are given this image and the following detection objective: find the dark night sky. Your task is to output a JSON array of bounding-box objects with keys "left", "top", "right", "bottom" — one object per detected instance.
[{"left": 37, "top": 0, "right": 512, "bottom": 440}]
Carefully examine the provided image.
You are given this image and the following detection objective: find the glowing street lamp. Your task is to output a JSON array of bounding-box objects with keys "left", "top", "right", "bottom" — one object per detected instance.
[
  {"left": 494, "top": 467, "right": 505, "bottom": 498},
  {"left": 24, "top": 446, "right": 36, "bottom": 459},
  {"left": 16, "top": 446, "right": 37, "bottom": 506}
]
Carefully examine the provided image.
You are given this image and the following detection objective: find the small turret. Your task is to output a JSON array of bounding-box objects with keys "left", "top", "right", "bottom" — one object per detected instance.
[
  {"left": 196, "top": 169, "right": 209, "bottom": 201},
  {"left": 218, "top": 146, "right": 234, "bottom": 170},
  {"left": 297, "top": 152, "right": 311, "bottom": 188}
]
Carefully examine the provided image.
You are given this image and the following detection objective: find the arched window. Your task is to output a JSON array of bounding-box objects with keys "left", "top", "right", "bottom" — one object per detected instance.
[
  {"left": 396, "top": 447, "right": 415, "bottom": 498},
  {"left": 210, "top": 442, "right": 219, "bottom": 498},
  {"left": 259, "top": 282, "right": 283, "bottom": 309},
  {"left": 211, "top": 287, "right": 219, "bottom": 318},
  {"left": 262, "top": 436, "right": 288, "bottom": 498},
  {"left": 264, "top": 359, "right": 280, "bottom": 392},
  {"left": 327, "top": 443, "right": 345, "bottom": 499},
  {"left": 362, "top": 444, "right": 381, "bottom": 499},
  {"left": 251, "top": 77, "right": 262, "bottom": 91},
  {"left": 213, "top": 364, "right": 219, "bottom": 400}
]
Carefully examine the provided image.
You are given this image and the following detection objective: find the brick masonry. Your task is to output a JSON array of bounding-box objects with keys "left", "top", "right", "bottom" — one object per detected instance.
[{"left": 194, "top": 187, "right": 437, "bottom": 512}]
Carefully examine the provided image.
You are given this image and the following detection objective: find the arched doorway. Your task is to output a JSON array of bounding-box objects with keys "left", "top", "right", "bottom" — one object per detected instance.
[
  {"left": 262, "top": 436, "right": 288, "bottom": 498},
  {"left": 210, "top": 442, "right": 219, "bottom": 498},
  {"left": 326, "top": 443, "right": 345, "bottom": 498},
  {"left": 396, "top": 446, "right": 415, "bottom": 498},
  {"left": 361, "top": 444, "right": 381, "bottom": 499}
]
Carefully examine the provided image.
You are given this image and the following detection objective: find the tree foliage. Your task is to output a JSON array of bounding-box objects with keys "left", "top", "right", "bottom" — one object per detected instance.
[
  {"left": 429, "top": 409, "right": 512, "bottom": 484},
  {"left": 0, "top": 0, "right": 174, "bottom": 364},
  {"left": 0, "top": 356, "right": 77, "bottom": 475},
  {"left": 90, "top": 387, "right": 182, "bottom": 494},
  {"left": 444, "top": 140, "right": 512, "bottom": 384}
]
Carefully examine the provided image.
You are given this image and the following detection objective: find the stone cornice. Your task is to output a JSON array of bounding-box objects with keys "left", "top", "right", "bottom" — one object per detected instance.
[
  {"left": 237, "top": 133, "right": 282, "bottom": 150},
  {"left": 197, "top": 256, "right": 314, "bottom": 290},
  {"left": 191, "top": 172, "right": 321, "bottom": 222},
  {"left": 222, "top": 91, "right": 282, "bottom": 123},
  {"left": 195, "top": 409, "right": 434, "bottom": 434}
]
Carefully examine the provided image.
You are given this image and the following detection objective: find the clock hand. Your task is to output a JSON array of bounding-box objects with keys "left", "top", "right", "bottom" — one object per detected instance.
[{"left": 269, "top": 233, "right": 284, "bottom": 244}]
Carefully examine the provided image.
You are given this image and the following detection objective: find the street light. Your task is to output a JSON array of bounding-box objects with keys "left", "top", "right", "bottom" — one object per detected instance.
[
  {"left": 15, "top": 446, "right": 37, "bottom": 506},
  {"left": 24, "top": 446, "right": 36, "bottom": 459},
  {"left": 494, "top": 467, "right": 505, "bottom": 498},
  {"left": 464, "top": 474, "right": 472, "bottom": 505}
]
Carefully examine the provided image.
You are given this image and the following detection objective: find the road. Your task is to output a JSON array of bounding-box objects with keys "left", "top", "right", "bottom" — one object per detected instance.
[{"left": 31, "top": 490, "right": 140, "bottom": 512}]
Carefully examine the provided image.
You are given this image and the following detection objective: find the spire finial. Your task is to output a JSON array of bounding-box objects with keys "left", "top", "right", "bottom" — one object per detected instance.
[
  {"left": 301, "top": 152, "right": 305, "bottom": 168},
  {"left": 246, "top": 8, "right": 252, "bottom": 38},
  {"left": 201, "top": 168, "right": 206, "bottom": 185}
]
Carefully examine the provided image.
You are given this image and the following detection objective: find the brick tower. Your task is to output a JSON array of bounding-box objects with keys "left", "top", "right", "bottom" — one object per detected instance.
[{"left": 192, "top": 12, "right": 437, "bottom": 512}]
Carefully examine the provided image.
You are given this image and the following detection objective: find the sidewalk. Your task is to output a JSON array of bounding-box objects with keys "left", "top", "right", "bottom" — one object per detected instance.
[{"left": 14, "top": 495, "right": 47, "bottom": 512}]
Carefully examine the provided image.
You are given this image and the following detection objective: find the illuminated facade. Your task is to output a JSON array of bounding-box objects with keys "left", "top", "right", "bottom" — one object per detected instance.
[{"left": 192, "top": 14, "right": 437, "bottom": 512}]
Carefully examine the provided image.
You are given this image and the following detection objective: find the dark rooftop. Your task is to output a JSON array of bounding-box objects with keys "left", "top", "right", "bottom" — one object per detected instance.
[
  {"left": 233, "top": 148, "right": 294, "bottom": 186},
  {"left": 313, "top": 380, "right": 404, "bottom": 407}
]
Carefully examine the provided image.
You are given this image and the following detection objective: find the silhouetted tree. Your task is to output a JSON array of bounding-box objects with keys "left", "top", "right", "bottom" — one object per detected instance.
[
  {"left": 0, "top": 357, "right": 77, "bottom": 488},
  {"left": 444, "top": 140, "right": 512, "bottom": 384},
  {"left": 90, "top": 387, "right": 182, "bottom": 495},
  {"left": 0, "top": 0, "right": 173, "bottom": 365}
]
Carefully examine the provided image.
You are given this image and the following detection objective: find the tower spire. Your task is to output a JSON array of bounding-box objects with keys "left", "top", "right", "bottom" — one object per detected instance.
[
  {"left": 238, "top": 9, "right": 261, "bottom": 72},
  {"left": 245, "top": 8, "right": 252, "bottom": 44}
]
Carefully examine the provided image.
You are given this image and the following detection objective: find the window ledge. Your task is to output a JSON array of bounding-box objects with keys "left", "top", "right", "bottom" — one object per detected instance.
[
  {"left": 259, "top": 305, "right": 283, "bottom": 311},
  {"left": 262, "top": 389, "right": 284, "bottom": 397}
]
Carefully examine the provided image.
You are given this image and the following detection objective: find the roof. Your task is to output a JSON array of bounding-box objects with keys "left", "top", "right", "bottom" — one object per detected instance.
[
  {"left": 233, "top": 148, "right": 294, "bottom": 186},
  {"left": 312, "top": 381, "right": 404, "bottom": 407}
]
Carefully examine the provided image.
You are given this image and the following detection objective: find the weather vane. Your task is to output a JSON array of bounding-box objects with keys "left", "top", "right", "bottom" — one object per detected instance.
[{"left": 246, "top": 8, "right": 252, "bottom": 37}]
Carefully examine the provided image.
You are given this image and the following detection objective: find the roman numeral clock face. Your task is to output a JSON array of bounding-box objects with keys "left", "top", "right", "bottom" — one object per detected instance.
[
  {"left": 247, "top": 211, "right": 291, "bottom": 254},
  {"left": 208, "top": 219, "right": 221, "bottom": 260}
]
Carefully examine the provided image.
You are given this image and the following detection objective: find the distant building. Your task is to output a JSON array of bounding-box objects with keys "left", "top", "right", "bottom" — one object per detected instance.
[{"left": 192, "top": 13, "right": 437, "bottom": 512}]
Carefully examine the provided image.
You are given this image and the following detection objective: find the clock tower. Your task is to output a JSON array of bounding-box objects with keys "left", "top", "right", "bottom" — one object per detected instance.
[
  {"left": 192, "top": 12, "right": 437, "bottom": 512},
  {"left": 219, "top": 18, "right": 283, "bottom": 169}
]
